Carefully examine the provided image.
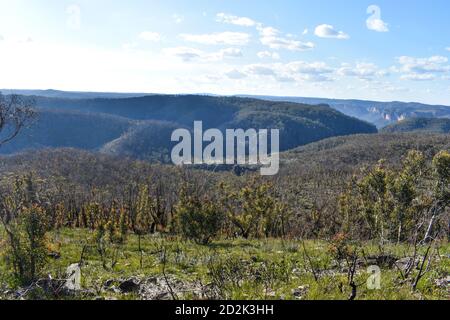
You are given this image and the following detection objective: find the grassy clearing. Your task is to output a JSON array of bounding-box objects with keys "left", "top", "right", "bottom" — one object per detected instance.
[{"left": 1, "top": 227, "right": 447, "bottom": 300}]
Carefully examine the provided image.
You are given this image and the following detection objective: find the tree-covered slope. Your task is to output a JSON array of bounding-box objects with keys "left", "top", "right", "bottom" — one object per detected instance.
[
  {"left": 99, "top": 121, "right": 182, "bottom": 163},
  {"left": 0, "top": 94, "right": 377, "bottom": 158},
  {"left": 0, "top": 109, "right": 135, "bottom": 154},
  {"left": 240, "top": 95, "right": 450, "bottom": 128},
  {"left": 281, "top": 132, "right": 450, "bottom": 172},
  {"left": 381, "top": 118, "right": 450, "bottom": 134}
]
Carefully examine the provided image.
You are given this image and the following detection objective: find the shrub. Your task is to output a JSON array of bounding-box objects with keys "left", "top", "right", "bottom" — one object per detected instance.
[
  {"left": 220, "top": 179, "right": 289, "bottom": 239},
  {"left": 2, "top": 204, "right": 49, "bottom": 285},
  {"left": 174, "top": 187, "right": 224, "bottom": 245},
  {"left": 0, "top": 175, "right": 50, "bottom": 285},
  {"left": 338, "top": 149, "right": 450, "bottom": 243}
]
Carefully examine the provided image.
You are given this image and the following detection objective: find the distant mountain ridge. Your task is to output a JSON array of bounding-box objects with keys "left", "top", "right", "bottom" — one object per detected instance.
[
  {"left": 3, "top": 89, "right": 449, "bottom": 128},
  {"left": 0, "top": 89, "right": 151, "bottom": 99},
  {"left": 239, "top": 95, "right": 450, "bottom": 128}
]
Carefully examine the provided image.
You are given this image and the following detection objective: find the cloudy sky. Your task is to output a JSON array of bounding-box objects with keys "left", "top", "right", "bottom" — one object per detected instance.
[{"left": 0, "top": 0, "right": 450, "bottom": 104}]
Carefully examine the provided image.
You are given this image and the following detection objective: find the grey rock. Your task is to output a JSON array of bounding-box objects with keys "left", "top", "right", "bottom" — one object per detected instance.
[
  {"left": 64, "top": 263, "right": 81, "bottom": 291},
  {"left": 292, "top": 285, "right": 309, "bottom": 300},
  {"left": 435, "top": 276, "right": 450, "bottom": 288},
  {"left": 118, "top": 278, "right": 140, "bottom": 293}
]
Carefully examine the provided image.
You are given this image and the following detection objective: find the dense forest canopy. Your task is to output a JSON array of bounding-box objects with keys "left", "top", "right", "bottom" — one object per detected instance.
[{"left": 381, "top": 117, "right": 450, "bottom": 134}]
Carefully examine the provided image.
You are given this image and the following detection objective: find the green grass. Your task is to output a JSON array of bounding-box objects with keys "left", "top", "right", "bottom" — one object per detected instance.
[{"left": 0, "top": 228, "right": 448, "bottom": 300}]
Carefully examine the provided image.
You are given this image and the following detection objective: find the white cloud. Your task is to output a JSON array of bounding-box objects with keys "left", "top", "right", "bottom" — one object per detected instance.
[
  {"left": 66, "top": 4, "right": 81, "bottom": 30},
  {"left": 2, "top": 36, "right": 448, "bottom": 103},
  {"left": 244, "top": 64, "right": 276, "bottom": 76},
  {"left": 288, "top": 61, "right": 334, "bottom": 75},
  {"left": 383, "top": 85, "right": 409, "bottom": 93},
  {"left": 239, "top": 60, "right": 388, "bottom": 84},
  {"left": 214, "top": 16, "right": 314, "bottom": 51},
  {"left": 366, "top": 5, "right": 389, "bottom": 32},
  {"left": 302, "top": 29, "right": 309, "bottom": 35},
  {"left": 259, "top": 26, "right": 278, "bottom": 38},
  {"left": 397, "top": 55, "right": 449, "bottom": 73},
  {"left": 257, "top": 51, "right": 280, "bottom": 60},
  {"left": 275, "top": 75, "right": 296, "bottom": 83},
  {"left": 180, "top": 32, "right": 251, "bottom": 46},
  {"left": 172, "top": 14, "right": 184, "bottom": 24},
  {"left": 216, "top": 13, "right": 256, "bottom": 27},
  {"left": 284, "top": 61, "right": 335, "bottom": 82},
  {"left": 0, "top": 35, "right": 4, "bottom": 41},
  {"left": 337, "top": 62, "right": 387, "bottom": 80},
  {"left": 225, "top": 69, "right": 247, "bottom": 79},
  {"left": 238, "top": 61, "right": 336, "bottom": 83},
  {"left": 446, "top": 47, "right": 450, "bottom": 52},
  {"left": 298, "top": 74, "right": 334, "bottom": 82},
  {"left": 314, "top": 24, "right": 349, "bottom": 39},
  {"left": 218, "top": 47, "right": 243, "bottom": 58},
  {"left": 164, "top": 47, "right": 203, "bottom": 62},
  {"left": 138, "top": 32, "right": 161, "bottom": 42},
  {"left": 164, "top": 46, "right": 243, "bottom": 62},
  {"left": 395, "top": 55, "right": 450, "bottom": 81},
  {"left": 258, "top": 26, "right": 315, "bottom": 51},
  {"left": 400, "top": 73, "right": 436, "bottom": 81}
]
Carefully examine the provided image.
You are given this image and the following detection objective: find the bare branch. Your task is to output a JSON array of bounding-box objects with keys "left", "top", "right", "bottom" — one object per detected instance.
[{"left": 0, "top": 94, "right": 37, "bottom": 147}]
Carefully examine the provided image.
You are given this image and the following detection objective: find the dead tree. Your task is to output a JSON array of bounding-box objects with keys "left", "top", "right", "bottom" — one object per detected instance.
[{"left": 0, "top": 94, "right": 36, "bottom": 147}]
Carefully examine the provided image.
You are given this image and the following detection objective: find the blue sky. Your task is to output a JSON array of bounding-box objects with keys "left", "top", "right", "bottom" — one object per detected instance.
[{"left": 0, "top": 0, "right": 449, "bottom": 104}]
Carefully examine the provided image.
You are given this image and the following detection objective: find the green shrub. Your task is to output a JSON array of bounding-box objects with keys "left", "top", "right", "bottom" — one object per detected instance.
[
  {"left": 220, "top": 179, "right": 290, "bottom": 239},
  {"left": 0, "top": 175, "right": 50, "bottom": 285},
  {"left": 2, "top": 204, "right": 49, "bottom": 285},
  {"left": 174, "top": 188, "right": 224, "bottom": 245}
]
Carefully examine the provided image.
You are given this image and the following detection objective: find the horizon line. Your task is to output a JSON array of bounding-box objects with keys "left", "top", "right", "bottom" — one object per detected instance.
[{"left": 1, "top": 88, "right": 449, "bottom": 107}]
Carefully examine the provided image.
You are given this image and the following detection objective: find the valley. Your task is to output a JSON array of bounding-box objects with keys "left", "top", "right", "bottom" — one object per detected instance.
[
  {"left": 1, "top": 0, "right": 449, "bottom": 306},
  {"left": 0, "top": 91, "right": 448, "bottom": 301}
]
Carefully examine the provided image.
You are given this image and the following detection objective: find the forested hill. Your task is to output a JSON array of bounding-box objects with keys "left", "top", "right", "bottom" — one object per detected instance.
[
  {"left": 240, "top": 95, "right": 450, "bottom": 128},
  {"left": 0, "top": 94, "right": 377, "bottom": 160},
  {"left": 4, "top": 90, "right": 450, "bottom": 129},
  {"left": 381, "top": 117, "right": 450, "bottom": 134},
  {"left": 281, "top": 132, "right": 450, "bottom": 172}
]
